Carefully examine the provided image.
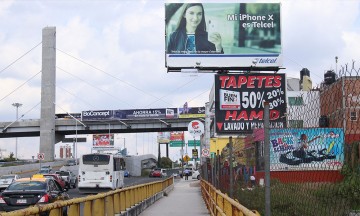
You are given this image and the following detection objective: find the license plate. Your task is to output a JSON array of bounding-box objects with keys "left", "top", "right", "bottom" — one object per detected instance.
[{"left": 16, "top": 199, "right": 27, "bottom": 204}]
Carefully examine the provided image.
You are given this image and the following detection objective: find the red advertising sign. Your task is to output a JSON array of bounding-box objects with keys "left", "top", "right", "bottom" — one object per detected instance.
[
  {"left": 215, "top": 73, "right": 287, "bottom": 134},
  {"left": 170, "top": 131, "right": 184, "bottom": 141},
  {"left": 93, "top": 134, "right": 114, "bottom": 148}
]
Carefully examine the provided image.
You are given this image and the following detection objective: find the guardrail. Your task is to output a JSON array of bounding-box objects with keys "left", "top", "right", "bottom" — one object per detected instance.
[
  {"left": 0, "top": 177, "right": 174, "bottom": 216},
  {"left": 200, "top": 179, "right": 260, "bottom": 216}
]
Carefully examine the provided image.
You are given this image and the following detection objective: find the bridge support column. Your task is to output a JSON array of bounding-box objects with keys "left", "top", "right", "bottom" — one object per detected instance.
[{"left": 40, "top": 27, "right": 56, "bottom": 161}]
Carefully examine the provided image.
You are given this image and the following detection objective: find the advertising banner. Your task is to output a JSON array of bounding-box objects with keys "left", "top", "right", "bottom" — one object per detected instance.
[
  {"left": 215, "top": 73, "right": 286, "bottom": 134},
  {"left": 270, "top": 128, "right": 344, "bottom": 171},
  {"left": 114, "top": 108, "right": 177, "bottom": 120},
  {"left": 169, "top": 131, "right": 185, "bottom": 147},
  {"left": 165, "top": 3, "right": 282, "bottom": 70},
  {"left": 179, "top": 106, "right": 205, "bottom": 118},
  {"left": 93, "top": 134, "right": 114, "bottom": 148},
  {"left": 157, "top": 132, "right": 170, "bottom": 144},
  {"left": 81, "top": 110, "right": 113, "bottom": 121}
]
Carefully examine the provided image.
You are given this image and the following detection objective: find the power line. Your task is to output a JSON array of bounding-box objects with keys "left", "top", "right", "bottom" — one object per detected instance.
[
  {"left": 57, "top": 66, "right": 135, "bottom": 108},
  {"left": 0, "top": 70, "right": 41, "bottom": 102},
  {"left": 56, "top": 48, "right": 175, "bottom": 107},
  {"left": 0, "top": 42, "right": 42, "bottom": 75}
]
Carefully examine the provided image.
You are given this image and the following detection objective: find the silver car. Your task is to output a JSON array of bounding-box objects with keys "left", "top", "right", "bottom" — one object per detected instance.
[{"left": 0, "top": 174, "right": 20, "bottom": 191}]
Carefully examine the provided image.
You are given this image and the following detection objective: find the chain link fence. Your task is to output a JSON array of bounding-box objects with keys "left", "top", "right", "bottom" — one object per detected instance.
[{"left": 201, "top": 63, "right": 360, "bottom": 216}]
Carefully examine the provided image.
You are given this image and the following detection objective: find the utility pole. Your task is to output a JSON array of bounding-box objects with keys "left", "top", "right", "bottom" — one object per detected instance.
[{"left": 12, "top": 103, "right": 22, "bottom": 160}]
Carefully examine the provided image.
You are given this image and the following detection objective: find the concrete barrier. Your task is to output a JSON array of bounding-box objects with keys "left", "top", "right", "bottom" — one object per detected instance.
[{"left": 0, "top": 160, "right": 66, "bottom": 176}]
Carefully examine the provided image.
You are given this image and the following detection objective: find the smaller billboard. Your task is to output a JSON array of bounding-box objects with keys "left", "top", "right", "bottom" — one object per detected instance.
[
  {"left": 270, "top": 128, "right": 344, "bottom": 171},
  {"left": 114, "top": 108, "right": 178, "bottom": 120},
  {"left": 170, "top": 132, "right": 184, "bottom": 147},
  {"left": 178, "top": 106, "right": 205, "bottom": 118},
  {"left": 82, "top": 110, "right": 113, "bottom": 121},
  {"left": 93, "top": 134, "right": 114, "bottom": 148},
  {"left": 157, "top": 132, "right": 170, "bottom": 144}
]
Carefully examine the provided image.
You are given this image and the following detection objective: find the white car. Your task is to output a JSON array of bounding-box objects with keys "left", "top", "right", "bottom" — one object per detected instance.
[
  {"left": 192, "top": 170, "right": 200, "bottom": 180},
  {"left": 0, "top": 174, "right": 20, "bottom": 191}
]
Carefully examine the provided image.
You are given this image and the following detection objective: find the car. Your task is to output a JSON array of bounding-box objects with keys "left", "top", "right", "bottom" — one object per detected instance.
[
  {"left": 0, "top": 177, "right": 69, "bottom": 215},
  {"left": 161, "top": 169, "right": 167, "bottom": 177},
  {"left": 0, "top": 175, "right": 20, "bottom": 191},
  {"left": 65, "top": 159, "right": 77, "bottom": 166},
  {"left": 124, "top": 170, "right": 130, "bottom": 177},
  {"left": 151, "top": 169, "right": 162, "bottom": 177},
  {"left": 39, "top": 165, "right": 52, "bottom": 174},
  {"left": 40, "top": 174, "right": 66, "bottom": 189},
  {"left": 148, "top": 170, "right": 154, "bottom": 177},
  {"left": 192, "top": 170, "right": 200, "bottom": 180},
  {"left": 55, "top": 171, "right": 77, "bottom": 189}
]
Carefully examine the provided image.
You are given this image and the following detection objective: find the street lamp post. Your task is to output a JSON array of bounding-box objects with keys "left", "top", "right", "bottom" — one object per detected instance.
[{"left": 12, "top": 103, "right": 22, "bottom": 160}]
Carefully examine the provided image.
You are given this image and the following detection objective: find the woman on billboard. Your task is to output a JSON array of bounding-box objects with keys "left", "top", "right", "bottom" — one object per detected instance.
[{"left": 167, "top": 3, "right": 223, "bottom": 54}]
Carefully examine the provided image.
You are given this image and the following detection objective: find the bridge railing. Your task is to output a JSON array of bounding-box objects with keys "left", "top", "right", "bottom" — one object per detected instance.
[
  {"left": 200, "top": 179, "right": 260, "bottom": 216},
  {"left": 0, "top": 177, "right": 173, "bottom": 216}
]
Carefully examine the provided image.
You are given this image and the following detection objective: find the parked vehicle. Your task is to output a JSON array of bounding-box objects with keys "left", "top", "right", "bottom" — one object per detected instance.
[
  {"left": 149, "top": 170, "right": 154, "bottom": 177},
  {"left": 161, "top": 169, "right": 167, "bottom": 177},
  {"left": 151, "top": 169, "right": 162, "bottom": 177},
  {"left": 0, "top": 175, "right": 20, "bottom": 191},
  {"left": 55, "top": 171, "right": 77, "bottom": 189},
  {"left": 192, "top": 170, "right": 200, "bottom": 180},
  {"left": 0, "top": 176, "right": 69, "bottom": 214},
  {"left": 78, "top": 153, "right": 125, "bottom": 193},
  {"left": 124, "top": 170, "right": 130, "bottom": 177}
]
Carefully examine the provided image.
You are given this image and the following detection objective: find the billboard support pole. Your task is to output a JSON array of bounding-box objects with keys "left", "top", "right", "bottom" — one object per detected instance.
[
  {"left": 264, "top": 102, "right": 271, "bottom": 216},
  {"left": 229, "top": 136, "right": 233, "bottom": 198}
]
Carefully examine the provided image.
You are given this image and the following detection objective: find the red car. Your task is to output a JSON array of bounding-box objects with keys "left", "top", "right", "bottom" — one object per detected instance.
[
  {"left": 41, "top": 174, "right": 66, "bottom": 189},
  {"left": 151, "top": 169, "right": 162, "bottom": 178}
]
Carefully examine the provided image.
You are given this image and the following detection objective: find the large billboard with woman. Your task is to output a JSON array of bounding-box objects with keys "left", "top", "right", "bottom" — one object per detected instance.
[{"left": 165, "top": 3, "right": 282, "bottom": 71}]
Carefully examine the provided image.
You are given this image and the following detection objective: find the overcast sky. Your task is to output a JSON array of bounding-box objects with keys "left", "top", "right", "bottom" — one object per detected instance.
[{"left": 0, "top": 0, "right": 359, "bottom": 161}]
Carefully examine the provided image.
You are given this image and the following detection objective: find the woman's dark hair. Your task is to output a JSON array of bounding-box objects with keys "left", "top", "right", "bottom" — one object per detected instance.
[
  {"left": 176, "top": 3, "right": 207, "bottom": 33},
  {"left": 300, "top": 134, "right": 307, "bottom": 140}
]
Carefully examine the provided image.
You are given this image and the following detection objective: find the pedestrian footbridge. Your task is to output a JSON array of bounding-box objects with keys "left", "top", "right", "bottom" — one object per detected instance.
[{"left": 1, "top": 177, "right": 260, "bottom": 216}]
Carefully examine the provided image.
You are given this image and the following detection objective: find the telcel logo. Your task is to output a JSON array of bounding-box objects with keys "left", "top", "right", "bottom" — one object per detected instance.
[{"left": 253, "top": 58, "right": 277, "bottom": 65}]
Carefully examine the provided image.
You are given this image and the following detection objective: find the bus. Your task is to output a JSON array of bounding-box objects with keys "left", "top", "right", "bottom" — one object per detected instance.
[{"left": 78, "top": 153, "right": 125, "bottom": 194}]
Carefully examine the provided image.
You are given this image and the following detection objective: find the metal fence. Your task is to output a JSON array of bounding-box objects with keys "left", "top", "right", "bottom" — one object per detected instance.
[{"left": 201, "top": 63, "right": 360, "bottom": 216}]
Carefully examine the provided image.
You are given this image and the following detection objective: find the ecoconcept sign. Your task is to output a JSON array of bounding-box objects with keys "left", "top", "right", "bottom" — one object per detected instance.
[
  {"left": 165, "top": 3, "right": 282, "bottom": 70},
  {"left": 188, "top": 120, "right": 204, "bottom": 137},
  {"left": 215, "top": 73, "right": 287, "bottom": 134}
]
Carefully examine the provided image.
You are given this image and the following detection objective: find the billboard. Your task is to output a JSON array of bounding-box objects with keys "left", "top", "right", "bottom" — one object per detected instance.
[
  {"left": 165, "top": 3, "right": 282, "bottom": 70},
  {"left": 178, "top": 106, "right": 205, "bottom": 118},
  {"left": 82, "top": 110, "right": 113, "bottom": 121},
  {"left": 157, "top": 132, "right": 170, "bottom": 143},
  {"left": 270, "top": 128, "right": 344, "bottom": 171},
  {"left": 169, "top": 131, "right": 185, "bottom": 147},
  {"left": 93, "top": 134, "right": 114, "bottom": 148},
  {"left": 215, "top": 73, "right": 287, "bottom": 134},
  {"left": 114, "top": 108, "right": 177, "bottom": 120}
]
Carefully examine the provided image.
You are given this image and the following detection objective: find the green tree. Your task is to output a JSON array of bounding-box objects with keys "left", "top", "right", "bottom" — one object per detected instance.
[{"left": 159, "top": 157, "right": 172, "bottom": 168}]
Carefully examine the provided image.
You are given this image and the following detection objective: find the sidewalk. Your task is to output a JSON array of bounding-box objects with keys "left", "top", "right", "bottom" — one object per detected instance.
[{"left": 139, "top": 178, "right": 209, "bottom": 216}]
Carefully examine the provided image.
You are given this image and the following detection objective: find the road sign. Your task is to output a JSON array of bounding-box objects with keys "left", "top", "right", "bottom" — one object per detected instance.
[
  {"left": 188, "top": 140, "right": 200, "bottom": 147},
  {"left": 188, "top": 120, "right": 204, "bottom": 137},
  {"left": 202, "top": 148, "right": 210, "bottom": 157},
  {"left": 183, "top": 155, "right": 190, "bottom": 162},
  {"left": 192, "top": 149, "right": 198, "bottom": 159},
  {"left": 37, "top": 153, "right": 45, "bottom": 160}
]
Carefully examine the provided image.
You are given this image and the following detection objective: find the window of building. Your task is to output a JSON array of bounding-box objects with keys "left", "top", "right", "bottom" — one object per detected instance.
[
  {"left": 350, "top": 111, "right": 357, "bottom": 121},
  {"left": 288, "top": 97, "right": 304, "bottom": 106},
  {"left": 289, "top": 120, "right": 304, "bottom": 128}
]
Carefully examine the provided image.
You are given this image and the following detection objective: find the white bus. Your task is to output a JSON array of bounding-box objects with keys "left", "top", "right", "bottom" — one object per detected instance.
[{"left": 78, "top": 153, "right": 125, "bottom": 193}]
